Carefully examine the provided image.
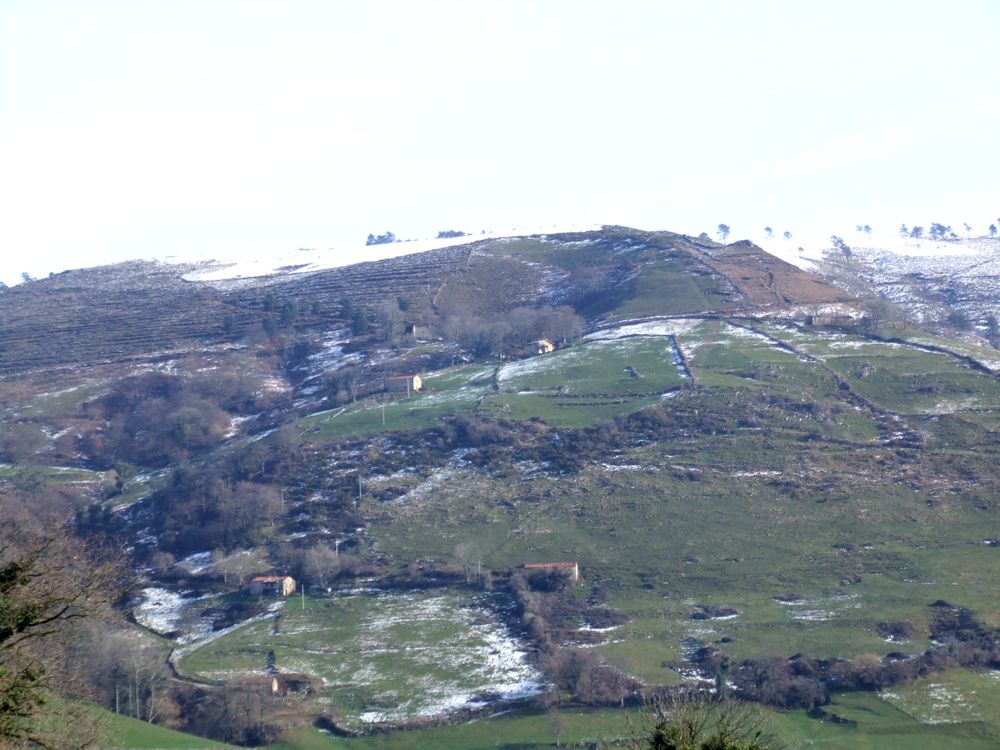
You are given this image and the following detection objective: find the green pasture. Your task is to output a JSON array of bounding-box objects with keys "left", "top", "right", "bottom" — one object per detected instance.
[
  {"left": 298, "top": 364, "right": 495, "bottom": 440},
  {"left": 177, "top": 590, "right": 538, "bottom": 730},
  {"left": 366, "top": 403, "right": 1000, "bottom": 675},
  {"left": 269, "top": 689, "right": 1000, "bottom": 749},
  {"left": 582, "top": 260, "right": 735, "bottom": 321},
  {"left": 880, "top": 668, "right": 1000, "bottom": 730},
  {"left": 104, "top": 709, "right": 233, "bottom": 748},
  {"left": 299, "top": 338, "right": 693, "bottom": 439}
]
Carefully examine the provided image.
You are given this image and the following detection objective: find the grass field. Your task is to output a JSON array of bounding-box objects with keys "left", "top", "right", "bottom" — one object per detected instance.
[
  {"left": 356, "top": 321, "right": 1000, "bottom": 682},
  {"left": 179, "top": 319, "right": 1000, "bottom": 745},
  {"left": 268, "top": 690, "right": 1000, "bottom": 749},
  {"left": 299, "top": 337, "right": 690, "bottom": 439},
  {"left": 177, "top": 590, "right": 540, "bottom": 729},
  {"left": 104, "top": 710, "right": 233, "bottom": 748}
]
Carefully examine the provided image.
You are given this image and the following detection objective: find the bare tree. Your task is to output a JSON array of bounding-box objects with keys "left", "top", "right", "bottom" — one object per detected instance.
[
  {"left": 377, "top": 299, "right": 403, "bottom": 342},
  {"left": 717, "top": 224, "right": 731, "bottom": 243},
  {"left": 453, "top": 542, "right": 481, "bottom": 584},
  {"left": 0, "top": 520, "right": 121, "bottom": 747},
  {"left": 214, "top": 549, "right": 256, "bottom": 587},
  {"left": 302, "top": 544, "right": 340, "bottom": 590},
  {"left": 625, "top": 689, "right": 775, "bottom": 750}
]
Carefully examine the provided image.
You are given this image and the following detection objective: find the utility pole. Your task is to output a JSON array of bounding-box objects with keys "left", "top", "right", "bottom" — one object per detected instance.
[{"left": 301, "top": 583, "right": 306, "bottom": 611}]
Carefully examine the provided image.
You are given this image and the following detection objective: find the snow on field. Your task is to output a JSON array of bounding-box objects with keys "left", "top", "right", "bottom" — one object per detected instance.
[
  {"left": 881, "top": 681, "right": 984, "bottom": 725},
  {"left": 175, "top": 551, "right": 214, "bottom": 574},
  {"left": 356, "top": 602, "right": 543, "bottom": 724},
  {"left": 134, "top": 587, "right": 211, "bottom": 636},
  {"left": 189, "top": 588, "right": 542, "bottom": 726},
  {"left": 180, "top": 224, "right": 602, "bottom": 283},
  {"left": 497, "top": 336, "right": 682, "bottom": 385},
  {"left": 776, "top": 591, "right": 862, "bottom": 623},
  {"left": 586, "top": 318, "right": 703, "bottom": 340},
  {"left": 497, "top": 347, "right": 583, "bottom": 383},
  {"left": 391, "top": 463, "right": 461, "bottom": 505}
]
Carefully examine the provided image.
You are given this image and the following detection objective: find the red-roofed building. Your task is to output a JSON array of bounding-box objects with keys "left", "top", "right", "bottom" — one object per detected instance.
[{"left": 248, "top": 575, "right": 296, "bottom": 596}]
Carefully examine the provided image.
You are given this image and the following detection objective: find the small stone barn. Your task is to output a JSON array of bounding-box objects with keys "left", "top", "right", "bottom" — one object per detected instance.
[
  {"left": 521, "top": 561, "right": 579, "bottom": 581},
  {"left": 386, "top": 374, "right": 422, "bottom": 393},
  {"left": 534, "top": 339, "right": 555, "bottom": 354},
  {"left": 248, "top": 575, "right": 296, "bottom": 596},
  {"left": 805, "top": 314, "right": 857, "bottom": 328}
]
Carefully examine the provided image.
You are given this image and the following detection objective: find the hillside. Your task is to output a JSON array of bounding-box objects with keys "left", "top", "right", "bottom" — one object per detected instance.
[{"left": 4, "top": 226, "right": 1000, "bottom": 748}]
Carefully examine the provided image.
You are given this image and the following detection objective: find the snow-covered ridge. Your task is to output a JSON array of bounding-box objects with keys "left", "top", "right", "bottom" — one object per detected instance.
[{"left": 180, "top": 223, "right": 602, "bottom": 283}]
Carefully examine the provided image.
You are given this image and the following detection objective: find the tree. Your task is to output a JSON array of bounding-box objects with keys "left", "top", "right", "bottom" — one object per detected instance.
[
  {"left": 929, "top": 222, "right": 952, "bottom": 241},
  {"left": 899, "top": 224, "right": 909, "bottom": 238},
  {"left": 366, "top": 231, "right": 396, "bottom": 246},
  {"left": 830, "top": 235, "right": 851, "bottom": 257},
  {"left": 989, "top": 224, "right": 997, "bottom": 237},
  {"left": 453, "top": 542, "right": 481, "bottom": 584},
  {"left": 349, "top": 307, "right": 371, "bottom": 336},
  {"left": 213, "top": 549, "right": 256, "bottom": 587},
  {"left": 377, "top": 299, "right": 403, "bottom": 342},
  {"left": 626, "top": 691, "right": 775, "bottom": 750},
  {"left": 763, "top": 227, "right": 773, "bottom": 239},
  {"left": 302, "top": 544, "right": 340, "bottom": 590},
  {"left": 0, "top": 522, "right": 119, "bottom": 747},
  {"left": 782, "top": 231, "right": 792, "bottom": 242},
  {"left": 910, "top": 226, "right": 924, "bottom": 240},
  {"left": 863, "top": 224, "right": 872, "bottom": 237},
  {"left": 716, "top": 225, "right": 730, "bottom": 243},
  {"left": 963, "top": 222, "right": 972, "bottom": 238},
  {"left": 946, "top": 309, "right": 972, "bottom": 331},
  {"left": 278, "top": 300, "right": 297, "bottom": 327}
]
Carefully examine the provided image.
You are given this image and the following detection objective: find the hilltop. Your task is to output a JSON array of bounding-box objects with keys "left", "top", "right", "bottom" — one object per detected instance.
[{"left": 4, "top": 226, "right": 1000, "bottom": 748}]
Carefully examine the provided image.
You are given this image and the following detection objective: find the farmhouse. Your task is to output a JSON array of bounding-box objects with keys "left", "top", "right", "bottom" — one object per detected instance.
[
  {"left": 534, "top": 338, "right": 555, "bottom": 354},
  {"left": 805, "top": 314, "right": 857, "bottom": 329},
  {"left": 248, "top": 575, "right": 296, "bottom": 596},
  {"left": 521, "top": 561, "right": 579, "bottom": 581},
  {"left": 242, "top": 676, "right": 280, "bottom": 694},
  {"left": 504, "top": 338, "right": 557, "bottom": 359},
  {"left": 386, "top": 374, "right": 422, "bottom": 393}
]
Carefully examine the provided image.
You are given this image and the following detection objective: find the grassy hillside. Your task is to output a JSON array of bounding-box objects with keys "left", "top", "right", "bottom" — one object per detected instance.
[{"left": 5, "top": 227, "right": 1000, "bottom": 748}]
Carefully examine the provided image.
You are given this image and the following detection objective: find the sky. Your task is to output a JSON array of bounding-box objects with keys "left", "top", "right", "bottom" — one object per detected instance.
[{"left": 1, "top": 0, "right": 999, "bottom": 286}]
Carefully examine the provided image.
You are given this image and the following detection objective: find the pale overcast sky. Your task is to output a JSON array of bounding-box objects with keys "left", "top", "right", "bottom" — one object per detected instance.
[{"left": 1, "top": 1, "right": 998, "bottom": 285}]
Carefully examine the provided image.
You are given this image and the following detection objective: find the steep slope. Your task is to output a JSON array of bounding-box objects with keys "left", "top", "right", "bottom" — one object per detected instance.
[{"left": 6, "top": 226, "right": 1000, "bottom": 744}]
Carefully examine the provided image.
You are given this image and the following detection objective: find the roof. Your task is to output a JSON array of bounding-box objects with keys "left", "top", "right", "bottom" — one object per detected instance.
[
  {"left": 522, "top": 561, "right": 577, "bottom": 569},
  {"left": 251, "top": 575, "right": 293, "bottom": 583},
  {"left": 387, "top": 374, "right": 419, "bottom": 380}
]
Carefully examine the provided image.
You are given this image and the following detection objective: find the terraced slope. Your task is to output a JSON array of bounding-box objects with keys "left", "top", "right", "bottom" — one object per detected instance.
[{"left": 0, "top": 247, "right": 472, "bottom": 374}]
